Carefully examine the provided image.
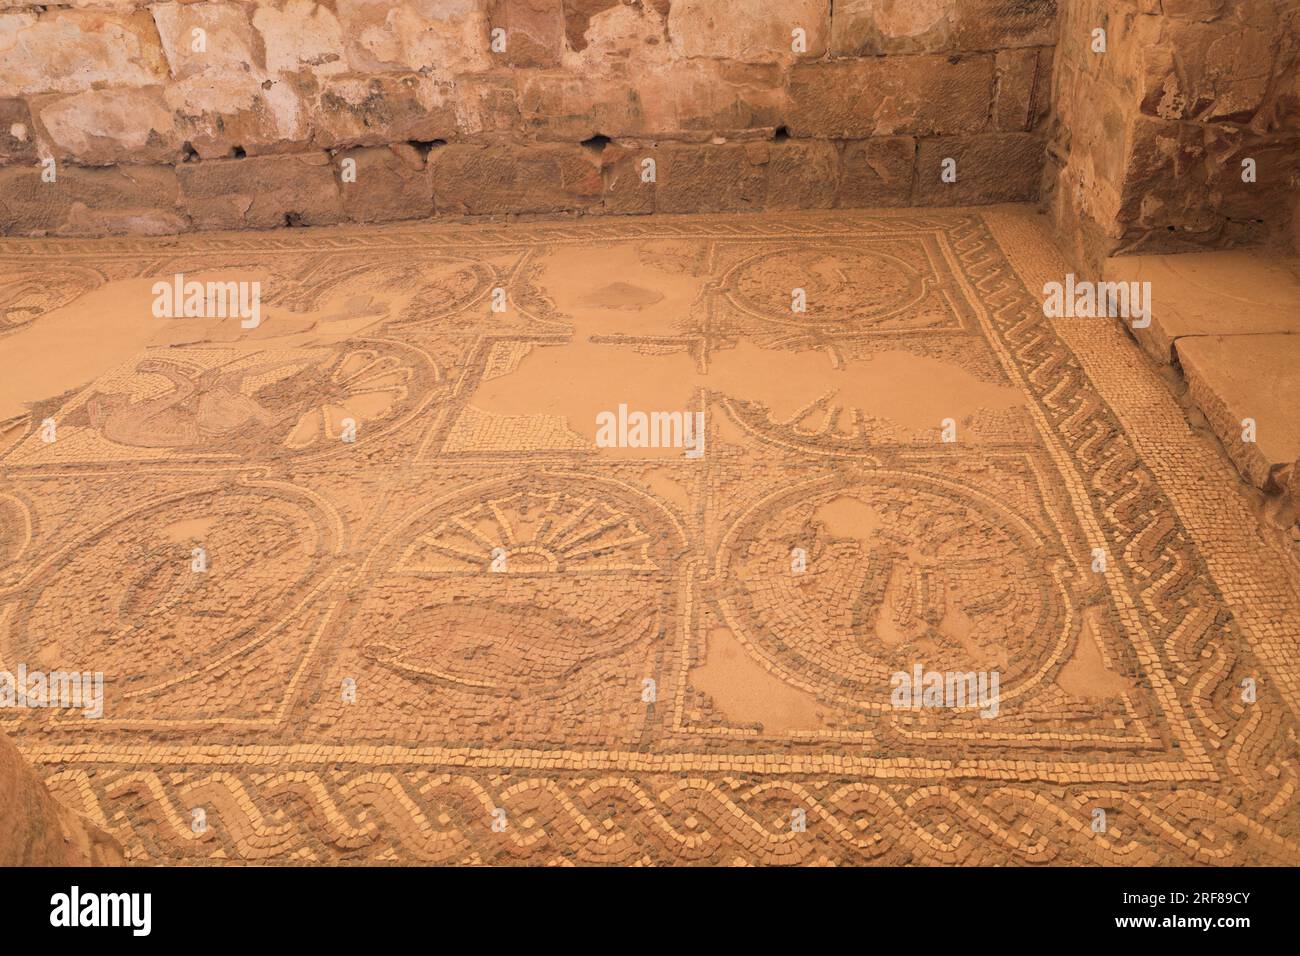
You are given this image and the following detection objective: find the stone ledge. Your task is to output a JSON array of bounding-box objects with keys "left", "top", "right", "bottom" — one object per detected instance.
[
  {"left": 1106, "top": 252, "right": 1300, "bottom": 365},
  {"left": 1102, "top": 247, "right": 1300, "bottom": 527},
  {"left": 1176, "top": 334, "right": 1300, "bottom": 495}
]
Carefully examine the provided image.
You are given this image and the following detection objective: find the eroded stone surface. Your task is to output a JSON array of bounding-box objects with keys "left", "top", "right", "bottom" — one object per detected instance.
[
  {"left": 996, "top": 47, "right": 1054, "bottom": 131},
  {"left": 764, "top": 140, "right": 838, "bottom": 210},
  {"left": 0, "top": 164, "right": 187, "bottom": 236},
  {"left": 313, "top": 74, "right": 458, "bottom": 148},
  {"left": 431, "top": 142, "right": 604, "bottom": 214},
  {"left": 656, "top": 143, "right": 768, "bottom": 212},
  {"left": 337, "top": 144, "right": 434, "bottom": 222},
  {"left": 35, "top": 87, "right": 182, "bottom": 165},
  {"left": 253, "top": 0, "right": 350, "bottom": 78},
  {"left": 0, "top": 9, "right": 167, "bottom": 97},
  {"left": 788, "top": 55, "right": 996, "bottom": 138},
  {"left": 0, "top": 99, "right": 38, "bottom": 164},
  {"left": 177, "top": 151, "right": 343, "bottom": 229},
  {"left": 830, "top": 0, "right": 1057, "bottom": 56},
  {"left": 836, "top": 137, "right": 916, "bottom": 207},
  {"left": 334, "top": 0, "right": 491, "bottom": 74},
  {"left": 915, "top": 133, "right": 1046, "bottom": 204},
  {"left": 0, "top": 730, "right": 123, "bottom": 866},
  {"left": 488, "top": 0, "right": 566, "bottom": 68},
  {"left": 1044, "top": 0, "right": 1300, "bottom": 270},
  {"left": 669, "top": 0, "right": 830, "bottom": 62},
  {"left": 153, "top": 1, "right": 264, "bottom": 81}
]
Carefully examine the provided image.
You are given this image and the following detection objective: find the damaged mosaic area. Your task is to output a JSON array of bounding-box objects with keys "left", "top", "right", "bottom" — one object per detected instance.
[{"left": 2, "top": 208, "right": 1299, "bottom": 865}]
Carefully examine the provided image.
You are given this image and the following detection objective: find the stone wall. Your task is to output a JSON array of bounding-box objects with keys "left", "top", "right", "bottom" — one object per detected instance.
[
  {"left": 1044, "top": 0, "right": 1300, "bottom": 272},
  {"left": 0, "top": 0, "right": 1057, "bottom": 236}
]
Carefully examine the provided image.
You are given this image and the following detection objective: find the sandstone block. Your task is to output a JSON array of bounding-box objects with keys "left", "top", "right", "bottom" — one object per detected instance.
[
  {"left": 151, "top": 1, "right": 263, "bottom": 80},
  {"left": 1207, "top": 134, "right": 1300, "bottom": 238},
  {"left": 1159, "top": 0, "right": 1230, "bottom": 18},
  {"left": 836, "top": 137, "right": 916, "bottom": 207},
  {"left": 517, "top": 73, "right": 645, "bottom": 141},
  {"left": 764, "top": 140, "right": 838, "bottom": 210},
  {"left": 830, "top": 0, "right": 957, "bottom": 56},
  {"left": 430, "top": 143, "right": 603, "bottom": 214},
  {"left": 252, "top": 0, "right": 349, "bottom": 77},
  {"left": 914, "top": 133, "right": 1045, "bottom": 205},
  {"left": 337, "top": 144, "right": 434, "bottom": 222},
  {"left": 668, "top": 0, "right": 829, "bottom": 62},
  {"left": 0, "top": 164, "right": 187, "bottom": 237},
  {"left": 166, "top": 74, "right": 310, "bottom": 159},
  {"left": 1048, "top": 63, "right": 1130, "bottom": 219},
  {"left": 831, "top": 0, "right": 1056, "bottom": 56},
  {"left": 178, "top": 151, "right": 343, "bottom": 229},
  {"left": 0, "top": 10, "right": 167, "bottom": 97},
  {"left": 995, "top": 47, "right": 1053, "bottom": 131},
  {"left": 667, "top": 61, "right": 788, "bottom": 136},
  {"left": 1138, "top": 19, "right": 1274, "bottom": 123},
  {"left": 34, "top": 87, "right": 182, "bottom": 165},
  {"left": 314, "top": 74, "right": 458, "bottom": 148},
  {"left": 600, "top": 143, "right": 657, "bottom": 215},
  {"left": 520, "top": 61, "right": 787, "bottom": 140},
  {"left": 0, "top": 99, "right": 38, "bottom": 164},
  {"left": 1104, "top": 251, "right": 1300, "bottom": 365},
  {"left": 488, "top": 0, "right": 566, "bottom": 68},
  {"left": 561, "top": 0, "right": 670, "bottom": 59},
  {"left": 1042, "top": 163, "right": 1123, "bottom": 276},
  {"left": 655, "top": 143, "right": 767, "bottom": 213},
  {"left": 335, "top": 0, "right": 492, "bottom": 75},
  {"left": 1117, "top": 116, "right": 1224, "bottom": 244},
  {"left": 1176, "top": 334, "right": 1300, "bottom": 492},
  {"left": 953, "top": 0, "right": 1059, "bottom": 52},
  {"left": 453, "top": 74, "right": 524, "bottom": 136},
  {"left": 788, "top": 56, "right": 994, "bottom": 138}
]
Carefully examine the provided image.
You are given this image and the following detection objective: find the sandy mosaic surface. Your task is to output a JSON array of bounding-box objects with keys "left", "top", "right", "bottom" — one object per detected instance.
[{"left": 1, "top": 206, "right": 1299, "bottom": 865}]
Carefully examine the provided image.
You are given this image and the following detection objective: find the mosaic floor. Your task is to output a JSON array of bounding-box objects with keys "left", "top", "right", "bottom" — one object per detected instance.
[{"left": 2, "top": 207, "right": 1299, "bottom": 865}]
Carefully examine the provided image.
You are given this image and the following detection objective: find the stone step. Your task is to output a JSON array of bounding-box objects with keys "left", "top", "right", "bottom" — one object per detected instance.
[
  {"left": 1177, "top": 334, "right": 1300, "bottom": 495},
  {"left": 1105, "top": 251, "right": 1300, "bottom": 504},
  {"left": 1104, "top": 251, "right": 1300, "bottom": 367}
]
